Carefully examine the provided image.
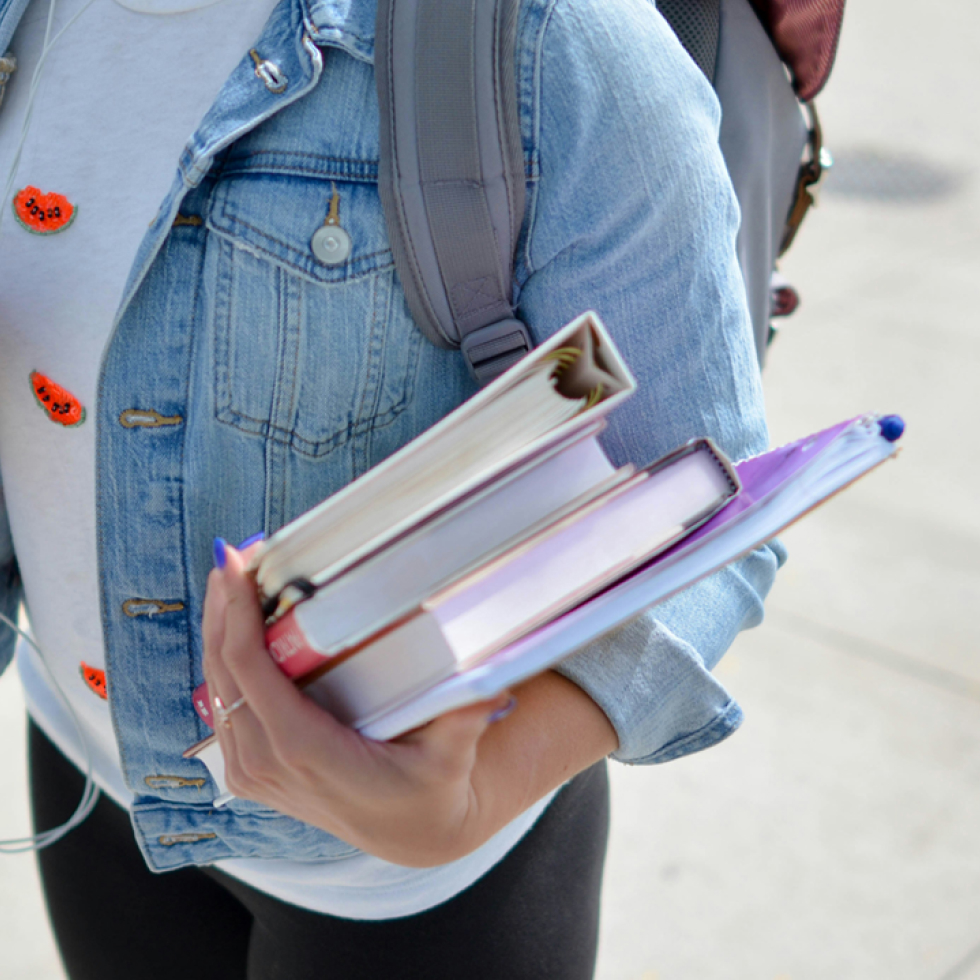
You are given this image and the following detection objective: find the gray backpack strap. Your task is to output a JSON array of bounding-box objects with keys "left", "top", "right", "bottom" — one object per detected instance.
[
  {"left": 715, "top": 0, "right": 809, "bottom": 364},
  {"left": 376, "top": 0, "right": 529, "bottom": 386},
  {"left": 656, "top": 0, "right": 721, "bottom": 81},
  {"left": 658, "top": 0, "right": 806, "bottom": 367},
  {"left": 662, "top": 0, "right": 810, "bottom": 366}
]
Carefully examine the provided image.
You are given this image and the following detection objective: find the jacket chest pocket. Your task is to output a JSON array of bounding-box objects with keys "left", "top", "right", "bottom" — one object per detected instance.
[{"left": 204, "top": 172, "right": 422, "bottom": 458}]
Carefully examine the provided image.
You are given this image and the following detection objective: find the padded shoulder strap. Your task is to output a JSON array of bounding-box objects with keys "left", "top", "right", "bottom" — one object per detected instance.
[
  {"left": 376, "top": 0, "right": 530, "bottom": 385},
  {"left": 657, "top": 0, "right": 722, "bottom": 81}
]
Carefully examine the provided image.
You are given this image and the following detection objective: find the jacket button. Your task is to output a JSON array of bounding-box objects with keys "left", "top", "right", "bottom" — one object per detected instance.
[
  {"left": 249, "top": 48, "right": 287, "bottom": 94},
  {"left": 0, "top": 52, "right": 16, "bottom": 111},
  {"left": 311, "top": 224, "right": 352, "bottom": 265},
  {"left": 122, "top": 598, "right": 185, "bottom": 618},
  {"left": 118, "top": 408, "right": 183, "bottom": 428},
  {"left": 145, "top": 775, "right": 207, "bottom": 790},
  {"left": 158, "top": 832, "right": 218, "bottom": 846}
]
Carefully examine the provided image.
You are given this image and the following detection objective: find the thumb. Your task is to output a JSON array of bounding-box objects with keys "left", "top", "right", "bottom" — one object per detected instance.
[{"left": 202, "top": 567, "right": 228, "bottom": 664}]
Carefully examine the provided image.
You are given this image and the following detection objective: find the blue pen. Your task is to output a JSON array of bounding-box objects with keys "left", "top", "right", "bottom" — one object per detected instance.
[{"left": 877, "top": 415, "right": 905, "bottom": 443}]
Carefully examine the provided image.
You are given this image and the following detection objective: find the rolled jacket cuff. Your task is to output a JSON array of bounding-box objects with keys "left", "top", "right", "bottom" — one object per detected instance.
[{"left": 553, "top": 609, "right": 743, "bottom": 765}]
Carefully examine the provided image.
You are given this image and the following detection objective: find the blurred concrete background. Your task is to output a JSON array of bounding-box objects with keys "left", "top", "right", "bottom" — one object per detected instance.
[
  {"left": 597, "top": 1, "right": 980, "bottom": 978},
  {"left": 1, "top": 0, "right": 978, "bottom": 977}
]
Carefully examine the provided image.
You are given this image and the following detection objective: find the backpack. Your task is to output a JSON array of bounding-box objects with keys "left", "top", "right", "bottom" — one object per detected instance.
[{"left": 375, "top": 0, "right": 845, "bottom": 384}]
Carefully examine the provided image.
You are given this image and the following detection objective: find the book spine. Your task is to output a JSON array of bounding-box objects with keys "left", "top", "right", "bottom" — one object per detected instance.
[{"left": 265, "top": 611, "right": 335, "bottom": 678}]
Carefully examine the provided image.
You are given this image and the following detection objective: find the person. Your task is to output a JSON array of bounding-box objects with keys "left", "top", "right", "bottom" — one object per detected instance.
[{"left": 0, "top": 0, "right": 784, "bottom": 976}]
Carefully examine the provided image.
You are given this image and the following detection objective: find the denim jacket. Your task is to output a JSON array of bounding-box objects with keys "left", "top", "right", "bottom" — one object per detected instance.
[{"left": 0, "top": 0, "right": 783, "bottom": 872}]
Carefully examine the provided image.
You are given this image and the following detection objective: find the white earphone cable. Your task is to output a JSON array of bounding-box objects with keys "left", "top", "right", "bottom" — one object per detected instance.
[
  {"left": 0, "top": 611, "right": 100, "bottom": 852},
  {"left": 0, "top": 0, "right": 97, "bottom": 234},
  {"left": 0, "top": 0, "right": 103, "bottom": 849}
]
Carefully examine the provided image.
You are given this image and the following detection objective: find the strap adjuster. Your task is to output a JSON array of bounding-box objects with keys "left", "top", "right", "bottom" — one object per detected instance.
[
  {"left": 461, "top": 319, "right": 533, "bottom": 386},
  {"left": 780, "top": 101, "right": 832, "bottom": 256}
]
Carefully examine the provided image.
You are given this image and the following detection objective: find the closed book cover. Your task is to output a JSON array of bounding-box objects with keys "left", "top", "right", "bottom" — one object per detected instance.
[
  {"left": 262, "top": 430, "right": 625, "bottom": 675},
  {"left": 251, "top": 311, "right": 636, "bottom": 615}
]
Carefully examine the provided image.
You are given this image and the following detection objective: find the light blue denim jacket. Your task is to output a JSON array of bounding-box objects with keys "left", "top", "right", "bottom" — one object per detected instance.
[{"left": 0, "top": 0, "right": 784, "bottom": 872}]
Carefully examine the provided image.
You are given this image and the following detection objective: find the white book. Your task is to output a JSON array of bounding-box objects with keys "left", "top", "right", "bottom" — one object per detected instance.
[
  {"left": 262, "top": 428, "right": 629, "bottom": 676},
  {"left": 251, "top": 312, "right": 636, "bottom": 611}
]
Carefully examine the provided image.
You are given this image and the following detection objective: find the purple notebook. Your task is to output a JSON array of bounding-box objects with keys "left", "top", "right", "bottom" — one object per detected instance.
[
  {"left": 359, "top": 414, "right": 904, "bottom": 740},
  {"left": 663, "top": 416, "right": 868, "bottom": 553}
]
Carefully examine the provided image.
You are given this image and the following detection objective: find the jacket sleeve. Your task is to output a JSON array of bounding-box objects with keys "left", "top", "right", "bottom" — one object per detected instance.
[
  {"left": 514, "top": 0, "right": 786, "bottom": 764},
  {"left": 0, "top": 481, "right": 23, "bottom": 674}
]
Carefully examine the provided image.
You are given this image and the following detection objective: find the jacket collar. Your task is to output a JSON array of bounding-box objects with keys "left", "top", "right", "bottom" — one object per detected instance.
[
  {"left": 300, "top": 0, "right": 375, "bottom": 63},
  {"left": 0, "top": 0, "right": 32, "bottom": 55},
  {"left": 0, "top": 0, "right": 377, "bottom": 63}
]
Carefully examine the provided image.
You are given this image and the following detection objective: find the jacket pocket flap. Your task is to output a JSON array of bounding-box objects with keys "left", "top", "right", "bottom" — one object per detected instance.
[{"left": 208, "top": 169, "right": 393, "bottom": 285}]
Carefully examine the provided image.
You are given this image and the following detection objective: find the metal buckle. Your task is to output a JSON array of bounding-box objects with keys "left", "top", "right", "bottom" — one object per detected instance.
[
  {"left": 779, "top": 101, "right": 833, "bottom": 256},
  {"left": 461, "top": 319, "right": 533, "bottom": 386}
]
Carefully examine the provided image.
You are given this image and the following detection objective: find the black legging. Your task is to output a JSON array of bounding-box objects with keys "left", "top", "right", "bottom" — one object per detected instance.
[{"left": 29, "top": 720, "right": 609, "bottom": 980}]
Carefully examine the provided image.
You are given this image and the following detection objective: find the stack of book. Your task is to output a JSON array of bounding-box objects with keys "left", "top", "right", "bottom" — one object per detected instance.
[{"left": 185, "top": 312, "right": 904, "bottom": 797}]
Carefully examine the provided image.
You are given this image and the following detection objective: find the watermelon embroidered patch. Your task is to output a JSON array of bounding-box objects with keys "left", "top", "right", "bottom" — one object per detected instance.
[
  {"left": 12, "top": 186, "right": 76, "bottom": 234},
  {"left": 79, "top": 662, "right": 108, "bottom": 700},
  {"left": 30, "top": 371, "right": 86, "bottom": 427}
]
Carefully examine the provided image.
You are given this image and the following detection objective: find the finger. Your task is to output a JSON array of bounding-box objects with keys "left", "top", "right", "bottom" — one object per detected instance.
[
  {"left": 207, "top": 622, "right": 279, "bottom": 802},
  {"left": 237, "top": 531, "right": 265, "bottom": 551},
  {"left": 214, "top": 548, "right": 380, "bottom": 804},
  {"left": 237, "top": 532, "right": 265, "bottom": 563},
  {"left": 202, "top": 564, "right": 246, "bottom": 716},
  {"left": 203, "top": 549, "right": 265, "bottom": 788},
  {"left": 213, "top": 692, "right": 280, "bottom": 802},
  {"left": 217, "top": 545, "right": 343, "bottom": 744},
  {"left": 201, "top": 566, "right": 228, "bottom": 671},
  {"left": 202, "top": 563, "right": 247, "bottom": 735}
]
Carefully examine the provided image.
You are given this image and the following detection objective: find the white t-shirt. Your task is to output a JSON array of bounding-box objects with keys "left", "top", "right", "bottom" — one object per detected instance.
[{"left": 0, "top": 0, "right": 550, "bottom": 919}]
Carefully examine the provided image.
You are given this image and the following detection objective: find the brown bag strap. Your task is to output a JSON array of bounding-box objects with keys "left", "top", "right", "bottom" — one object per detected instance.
[
  {"left": 748, "top": 0, "right": 847, "bottom": 100},
  {"left": 779, "top": 102, "right": 833, "bottom": 256}
]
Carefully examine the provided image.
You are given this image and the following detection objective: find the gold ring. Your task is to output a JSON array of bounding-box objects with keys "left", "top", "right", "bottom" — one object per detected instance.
[{"left": 213, "top": 695, "right": 247, "bottom": 730}]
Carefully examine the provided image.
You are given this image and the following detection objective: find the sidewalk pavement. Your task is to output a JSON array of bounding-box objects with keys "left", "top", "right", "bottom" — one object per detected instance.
[
  {"left": 598, "top": 1, "right": 980, "bottom": 976},
  {"left": 2, "top": 0, "right": 978, "bottom": 977}
]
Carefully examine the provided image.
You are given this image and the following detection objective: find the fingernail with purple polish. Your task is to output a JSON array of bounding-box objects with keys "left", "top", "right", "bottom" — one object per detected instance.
[
  {"left": 489, "top": 695, "right": 517, "bottom": 724},
  {"left": 237, "top": 531, "right": 265, "bottom": 549},
  {"left": 213, "top": 537, "right": 227, "bottom": 569}
]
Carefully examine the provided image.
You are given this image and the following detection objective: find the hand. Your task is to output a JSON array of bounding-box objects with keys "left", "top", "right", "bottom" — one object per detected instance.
[{"left": 202, "top": 542, "right": 515, "bottom": 868}]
